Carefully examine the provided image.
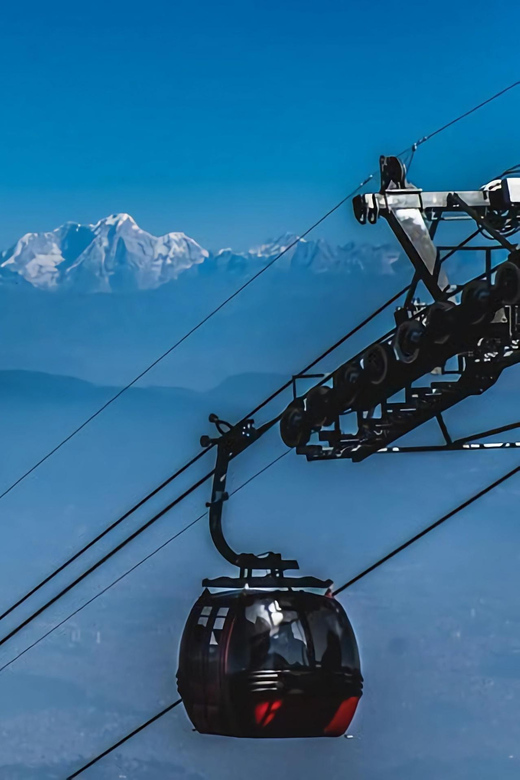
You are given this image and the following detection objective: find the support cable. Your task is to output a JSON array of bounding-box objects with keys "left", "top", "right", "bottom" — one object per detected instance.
[
  {"left": 0, "top": 451, "right": 290, "bottom": 672},
  {"left": 404, "top": 80, "right": 520, "bottom": 153},
  {"left": 332, "top": 464, "right": 520, "bottom": 595},
  {"left": 66, "top": 700, "right": 183, "bottom": 780},
  {"left": 0, "top": 467, "right": 215, "bottom": 648},
  {"left": 65, "top": 459, "right": 520, "bottom": 778},
  {"left": 0, "top": 450, "right": 207, "bottom": 622}
]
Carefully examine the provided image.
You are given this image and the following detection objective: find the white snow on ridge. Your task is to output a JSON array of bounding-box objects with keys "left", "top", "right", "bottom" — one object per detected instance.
[
  {"left": 0, "top": 214, "right": 209, "bottom": 292},
  {"left": 0, "top": 214, "right": 401, "bottom": 292}
]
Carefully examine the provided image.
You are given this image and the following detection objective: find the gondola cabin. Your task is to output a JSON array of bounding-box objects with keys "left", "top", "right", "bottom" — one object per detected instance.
[{"left": 177, "top": 587, "right": 362, "bottom": 738}]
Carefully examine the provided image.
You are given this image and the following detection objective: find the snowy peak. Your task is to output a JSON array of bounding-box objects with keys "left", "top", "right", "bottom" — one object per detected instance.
[
  {"left": 0, "top": 215, "right": 402, "bottom": 292},
  {"left": 96, "top": 213, "right": 137, "bottom": 229},
  {"left": 0, "top": 214, "right": 209, "bottom": 292},
  {"left": 213, "top": 234, "right": 401, "bottom": 275}
]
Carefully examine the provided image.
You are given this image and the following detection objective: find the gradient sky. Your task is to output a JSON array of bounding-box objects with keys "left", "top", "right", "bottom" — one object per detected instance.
[{"left": 0, "top": 0, "right": 519, "bottom": 251}]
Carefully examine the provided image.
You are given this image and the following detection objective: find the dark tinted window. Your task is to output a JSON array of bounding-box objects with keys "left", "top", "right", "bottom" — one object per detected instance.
[
  {"left": 229, "top": 596, "right": 310, "bottom": 672},
  {"left": 305, "top": 600, "right": 360, "bottom": 670},
  {"left": 227, "top": 593, "right": 359, "bottom": 674}
]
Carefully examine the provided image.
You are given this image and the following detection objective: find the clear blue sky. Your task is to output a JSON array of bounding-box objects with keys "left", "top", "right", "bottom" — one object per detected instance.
[{"left": 0, "top": 0, "right": 519, "bottom": 251}]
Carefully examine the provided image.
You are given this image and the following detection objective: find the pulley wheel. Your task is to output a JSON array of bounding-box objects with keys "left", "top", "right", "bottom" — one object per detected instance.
[
  {"left": 306, "top": 385, "right": 335, "bottom": 428},
  {"left": 425, "top": 301, "right": 457, "bottom": 345},
  {"left": 280, "top": 400, "right": 311, "bottom": 448},
  {"left": 333, "top": 361, "right": 364, "bottom": 410},
  {"left": 460, "top": 280, "right": 493, "bottom": 326},
  {"left": 494, "top": 261, "right": 520, "bottom": 305},
  {"left": 394, "top": 319, "right": 426, "bottom": 364},
  {"left": 362, "top": 342, "right": 395, "bottom": 386}
]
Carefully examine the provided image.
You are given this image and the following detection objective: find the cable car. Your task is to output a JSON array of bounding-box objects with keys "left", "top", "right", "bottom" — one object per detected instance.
[
  {"left": 178, "top": 586, "right": 362, "bottom": 738},
  {"left": 177, "top": 416, "right": 363, "bottom": 738}
]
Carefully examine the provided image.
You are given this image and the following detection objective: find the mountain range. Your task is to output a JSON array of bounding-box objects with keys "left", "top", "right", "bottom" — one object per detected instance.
[{"left": 0, "top": 213, "right": 402, "bottom": 292}]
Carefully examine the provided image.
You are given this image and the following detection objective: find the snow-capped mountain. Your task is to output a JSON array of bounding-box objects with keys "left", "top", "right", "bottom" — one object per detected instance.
[
  {"left": 213, "top": 232, "right": 401, "bottom": 275},
  {"left": 0, "top": 214, "right": 209, "bottom": 292},
  {"left": 0, "top": 214, "right": 402, "bottom": 292}
]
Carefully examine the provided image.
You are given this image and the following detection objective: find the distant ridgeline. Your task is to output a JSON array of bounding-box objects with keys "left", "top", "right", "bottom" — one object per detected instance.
[{"left": 0, "top": 213, "right": 403, "bottom": 293}]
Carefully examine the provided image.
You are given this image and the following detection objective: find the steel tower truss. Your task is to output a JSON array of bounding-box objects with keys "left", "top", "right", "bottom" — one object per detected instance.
[{"left": 274, "top": 155, "right": 520, "bottom": 462}]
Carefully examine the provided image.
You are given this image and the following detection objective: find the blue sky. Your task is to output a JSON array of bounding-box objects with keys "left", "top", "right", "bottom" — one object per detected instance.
[{"left": 0, "top": 0, "right": 519, "bottom": 251}]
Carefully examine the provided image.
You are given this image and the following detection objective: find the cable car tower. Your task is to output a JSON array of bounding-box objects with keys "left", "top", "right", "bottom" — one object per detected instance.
[
  {"left": 281, "top": 156, "right": 520, "bottom": 460},
  {"left": 178, "top": 156, "right": 520, "bottom": 739}
]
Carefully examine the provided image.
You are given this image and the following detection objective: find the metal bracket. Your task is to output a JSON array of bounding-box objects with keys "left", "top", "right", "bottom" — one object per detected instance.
[
  {"left": 201, "top": 414, "right": 299, "bottom": 577},
  {"left": 377, "top": 419, "right": 520, "bottom": 453},
  {"left": 352, "top": 156, "right": 520, "bottom": 302},
  {"left": 202, "top": 574, "right": 333, "bottom": 589},
  {"left": 448, "top": 192, "right": 517, "bottom": 252}
]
